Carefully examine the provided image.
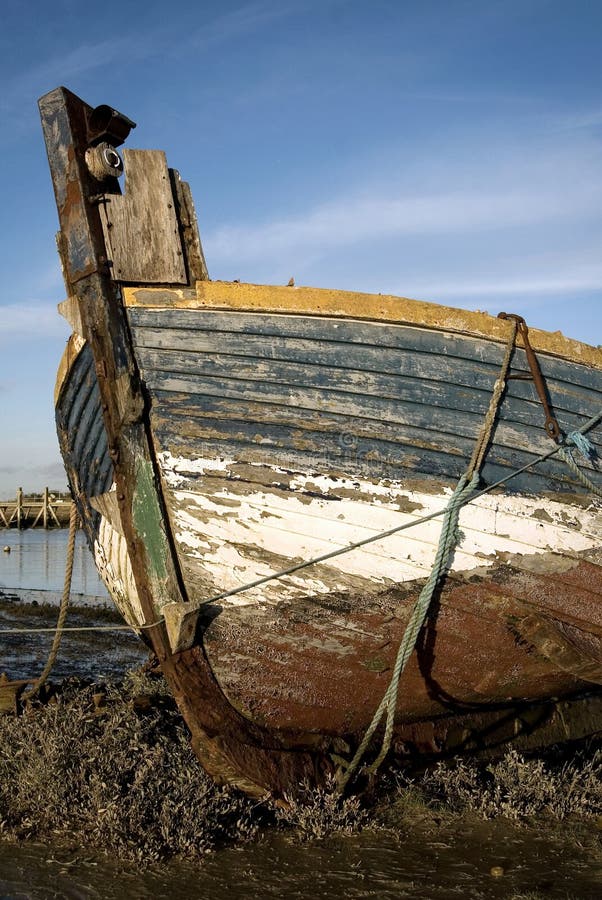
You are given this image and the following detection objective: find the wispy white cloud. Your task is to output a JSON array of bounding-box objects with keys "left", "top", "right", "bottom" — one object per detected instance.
[
  {"left": 0, "top": 35, "right": 155, "bottom": 120},
  {"left": 206, "top": 183, "right": 601, "bottom": 264},
  {"left": 547, "top": 108, "right": 602, "bottom": 133},
  {"left": 388, "top": 267, "right": 602, "bottom": 305},
  {"left": 0, "top": 302, "right": 69, "bottom": 345},
  {"left": 188, "top": 0, "right": 318, "bottom": 49},
  {"left": 0, "top": 33, "right": 162, "bottom": 146},
  {"left": 1, "top": 1, "right": 325, "bottom": 140},
  {"left": 205, "top": 123, "right": 602, "bottom": 308}
]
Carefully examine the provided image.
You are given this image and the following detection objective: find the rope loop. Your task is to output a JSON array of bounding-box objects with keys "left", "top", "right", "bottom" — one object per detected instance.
[{"left": 567, "top": 430, "right": 597, "bottom": 463}]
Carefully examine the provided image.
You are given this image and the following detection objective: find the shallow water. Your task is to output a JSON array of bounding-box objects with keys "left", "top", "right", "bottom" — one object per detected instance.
[
  {"left": 0, "top": 820, "right": 600, "bottom": 899},
  {"left": 0, "top": 528, "right": 109, "bottom": 603},
  {"left": 0, "top": 528, "right": 144, "bottom": 682}
]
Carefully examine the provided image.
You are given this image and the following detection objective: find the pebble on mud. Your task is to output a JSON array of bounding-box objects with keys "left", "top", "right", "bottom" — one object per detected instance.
[
  {"left": 489, "top": 866, "right": 505, "bottom": 877},
  {"left": 2, "top": 546, "right": 10, "bottom": 553}
]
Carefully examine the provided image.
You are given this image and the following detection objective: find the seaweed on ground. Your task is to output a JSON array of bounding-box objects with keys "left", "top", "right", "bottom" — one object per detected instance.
[{"left": 391, "top": 744, "right": 602, "bottom": 822}]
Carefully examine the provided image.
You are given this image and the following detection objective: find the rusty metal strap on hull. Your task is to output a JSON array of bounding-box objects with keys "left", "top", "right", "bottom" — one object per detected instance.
[
  {"left": 498, "top": 313, "right": 600, "bottom": 495},
  {"left": 498, "top": 312, "right": 561, "bottom": 441},
  {"left": 335, "top": 321, "right": 602, "bottom": 792}
]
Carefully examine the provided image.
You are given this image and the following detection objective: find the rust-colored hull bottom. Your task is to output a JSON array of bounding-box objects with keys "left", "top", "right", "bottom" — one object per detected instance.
[{"left": 149, "top": 554, "right": 602, "bottom": 798}]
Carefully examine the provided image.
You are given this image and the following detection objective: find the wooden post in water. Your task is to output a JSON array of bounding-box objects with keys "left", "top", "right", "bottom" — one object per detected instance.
[
  {"left": 31, "top": 487, "right": 61, "bottom": 529},
  {"left": 16, "top": 488, "right": 23, "bottom": 530}
]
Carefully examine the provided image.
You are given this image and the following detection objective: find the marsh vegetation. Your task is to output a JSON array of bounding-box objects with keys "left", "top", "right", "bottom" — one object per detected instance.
[{"left": 0, "top": 669, "right": 600, "bottom": 866}]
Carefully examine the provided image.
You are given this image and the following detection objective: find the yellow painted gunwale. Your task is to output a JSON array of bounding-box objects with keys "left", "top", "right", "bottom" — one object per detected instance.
[
  {"left": 54, "top": 332, "right": 86, "bottom": 405},
  {"left": 123, "top": 281, "right": 602, "bottom": 370}
]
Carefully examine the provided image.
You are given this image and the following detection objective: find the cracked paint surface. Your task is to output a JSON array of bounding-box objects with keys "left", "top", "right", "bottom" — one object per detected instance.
[{"left": 155, "top": 451, "right": 601, "bottom": 608}]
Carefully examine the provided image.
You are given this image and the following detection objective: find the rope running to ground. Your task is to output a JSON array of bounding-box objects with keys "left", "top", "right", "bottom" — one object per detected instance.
[
  {"left": 336, "top": 387, "right": 602, "bottom": 790},
  {"left": 21, "top": 502, "right": 79, "bottom": 701},
  {"left": 1, "top": 409, "right": 599, "bottom": 638},
  {"left": 336, "top": 317, "right": 520, "bottom": 790}
]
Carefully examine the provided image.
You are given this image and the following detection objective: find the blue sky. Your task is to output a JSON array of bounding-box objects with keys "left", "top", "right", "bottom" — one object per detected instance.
[{"left": 0, "top": 0, "right": 601, "bottom": 495}]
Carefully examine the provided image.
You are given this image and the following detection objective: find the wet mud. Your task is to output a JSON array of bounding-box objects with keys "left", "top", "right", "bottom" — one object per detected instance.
[
  {"left": 0, "top": 820, "right": 600, "bottom": 900},
  {"left": 0, "top": 593, "right": 148, "bottom": 681}
]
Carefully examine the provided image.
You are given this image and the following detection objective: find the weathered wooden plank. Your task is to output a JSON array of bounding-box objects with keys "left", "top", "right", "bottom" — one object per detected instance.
[
  {"left": 147, "top": 389, "right": 564, "bottom": 469},
  {"left": 58, "top": 296, "right": 84, "bottom": 336},
  {"left": 124, "top": 282, "right": 602, "bottom": 372},
  {"left": 156, "top": 465, "right": 600, "bottom": 548},
  {"left": 98, "top": 149, "right": 187, "bottom": 284},
  {"left": 127, "top": 304, "right": 602, "bottom": 385},
  {"left": 154, "top": 415, "right": 586, "bottom": 495},
  {"left": 157, "top": 477, "right": 600, "bottom": 608},
  {"left": 201, "top": 572, "right": 600, "bottom": 734},
  {"left": 70, "top": 375, "right": 105, "bottom": 463},
  {"left": 90, "top": 491, "right": 123, "bottom": 537},
  {"left": 516, "top": 614, "right": 602, "bottom": 685},
  {"left": 134, "top": 315, "right": 597, "bottom": 382},
  {"left": 135, "top": 346, "right": 602, "bottom": 444},
  {"left": 81, "top": 421, "right": 112, "bottom": 499},
  {"left": 54, "top": 334, "right": 87, "bottom": 406},
  {"left": 135, "top": 334, "right": 507, "bottom": 392},
  {"left": 145, "top": 376, "right": 597, "bottom": 483},
  {"left": 61, "top": 346, "right": 96, "bottom": 432},
  {"left": 55, "top": 351, "right": 112, "bottom": 534},
  {"left": 127, "top": 318, "right": 602, "bottom": 430},
  {"left": 170, "top": 170, "right": 209, "bottom": 282}
]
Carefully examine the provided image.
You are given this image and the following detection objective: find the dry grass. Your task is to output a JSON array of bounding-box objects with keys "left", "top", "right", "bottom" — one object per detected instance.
[
  {"left": 1, "top": 671, "right": 600, "bottom": 863},
  {"left": 0, "top": 673, "right": 260, "bottom": 862},
  {"left": 276, "top": 776, "right": 367, "bottom": 841},
  {"left": 0, "top": 671, "right": 369, "bottom": 861},
  {"left": 403, "top": 746, "right": 602, "bottom": 821}
]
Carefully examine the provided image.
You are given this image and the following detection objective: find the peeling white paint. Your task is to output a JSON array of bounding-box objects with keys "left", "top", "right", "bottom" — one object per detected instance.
[
  {"left": 159, "top": 451, "right": 237, "bottom": 487},
  {"left": 94, "top": 514, "right": 144, "bottom": 628},
  {"left": 158, "top": 454, "right": 601, "bottom": 608}
]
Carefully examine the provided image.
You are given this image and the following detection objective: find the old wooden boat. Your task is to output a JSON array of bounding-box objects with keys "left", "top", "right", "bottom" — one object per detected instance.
[{"left": 41, "top": 87, "right": 602, "bottom": 798}]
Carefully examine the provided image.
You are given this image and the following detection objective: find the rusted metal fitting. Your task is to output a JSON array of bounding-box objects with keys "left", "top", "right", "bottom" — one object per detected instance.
[
  {"left": 86, "top": 104, "right": 136, "bottom": 148},
  {"left": 498, "top": 312, "right": 561, "bottom": 441}
]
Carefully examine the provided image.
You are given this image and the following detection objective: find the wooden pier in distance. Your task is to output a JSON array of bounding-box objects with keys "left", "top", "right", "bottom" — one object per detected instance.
[{"left": 0, "top": 488, "right": 72, "bottom": 529}]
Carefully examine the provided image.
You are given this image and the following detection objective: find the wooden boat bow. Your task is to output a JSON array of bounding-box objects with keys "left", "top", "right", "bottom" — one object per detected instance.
[
  {"left": 40, "top": 86, "right": 331, "bottom": 796},
  {"left": 40, "top": 87, "right": 602, "bottom": 798}
]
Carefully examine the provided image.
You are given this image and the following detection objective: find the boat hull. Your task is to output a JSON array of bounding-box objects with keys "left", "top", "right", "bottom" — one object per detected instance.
[
  {"left": 43, "top": 87, "right": 602, "bottom": 797},
  {"left": 54, "top": 291, "right": 602, "bottom": 793}
]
